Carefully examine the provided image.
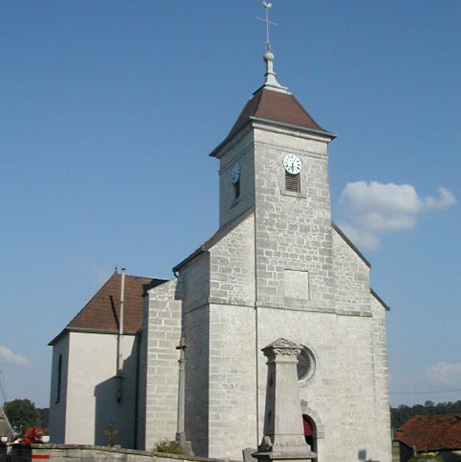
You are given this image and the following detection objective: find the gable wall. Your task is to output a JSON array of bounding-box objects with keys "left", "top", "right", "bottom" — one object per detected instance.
[
  {"left": 332, "top": 227, "right": 371, "bottom": 314},
  {"left": 64, "top": 331, "right": 138, "bottom": 447}
]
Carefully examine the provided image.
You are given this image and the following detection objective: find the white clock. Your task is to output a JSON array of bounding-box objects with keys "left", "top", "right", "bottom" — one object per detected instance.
[
  {"left": 231, "top": 162, "right": 241, "bottom": 184},
  {"left": 283, "top": 154, "right": 302, "bottom": 175}
]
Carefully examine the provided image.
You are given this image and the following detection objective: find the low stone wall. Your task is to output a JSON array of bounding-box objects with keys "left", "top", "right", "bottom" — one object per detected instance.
[{"left": 10, "top": 444, "right": 236, "bottom": 462}]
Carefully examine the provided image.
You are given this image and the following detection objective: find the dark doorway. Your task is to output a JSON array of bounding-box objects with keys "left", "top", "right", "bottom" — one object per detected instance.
[{"left": 302, "top": 414, "right": 317, "bottom": 452}]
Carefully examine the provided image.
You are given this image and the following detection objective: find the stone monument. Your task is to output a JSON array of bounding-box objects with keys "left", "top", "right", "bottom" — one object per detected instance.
[{"left": 253, "top": 338, "right": 317, "bottom": 462}]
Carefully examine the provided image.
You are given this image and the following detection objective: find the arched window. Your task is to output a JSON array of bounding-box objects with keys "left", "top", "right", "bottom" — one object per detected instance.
[{"left": 302, "top": 414, "right": 317, "bottom": 452}]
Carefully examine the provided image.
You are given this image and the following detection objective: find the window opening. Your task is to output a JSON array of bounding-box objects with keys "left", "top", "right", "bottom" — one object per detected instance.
[
  {"left": 285, "top": 171, "right": 300, "bottom": 192},
  {"left": 234, "top": 179, "right": 240, "bottom": 199},
  {"left": 302, "top": 414, "right": 317, "bottom": 452},
  {"left": 297, "top": 346, "right": 316, "bottom": 381},
  {"left": 56, "top": 354, "right": 62, "bottom": 403}
]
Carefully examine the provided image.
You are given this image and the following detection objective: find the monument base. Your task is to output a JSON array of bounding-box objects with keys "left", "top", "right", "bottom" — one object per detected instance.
[{"left": 253, "top": 450, "right": 317, "bottom": 462}]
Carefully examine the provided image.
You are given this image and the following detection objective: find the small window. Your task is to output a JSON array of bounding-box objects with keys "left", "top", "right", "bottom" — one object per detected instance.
[
  {"left": 234, "top": 179, "right": 240, "bottom": 200},
  {"left": 285, "top": 172, "right": 300, "bottom": 192}
]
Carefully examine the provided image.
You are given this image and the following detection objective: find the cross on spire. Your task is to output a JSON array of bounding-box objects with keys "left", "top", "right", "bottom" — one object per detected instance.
[
  {"left": 257, "top": 2, "right": 278, "bottom": 52},
  {"left": 256, "top": 2, "right": 289, "bottom": 94}
]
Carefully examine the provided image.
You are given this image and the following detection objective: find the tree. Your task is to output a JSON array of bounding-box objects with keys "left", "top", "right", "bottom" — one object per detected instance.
[
  {"left": 391, "top": 400, "right": 461, "bottom": 430},
  {"left": 3, "top": 399, "right": 42, "bottom": 435}
]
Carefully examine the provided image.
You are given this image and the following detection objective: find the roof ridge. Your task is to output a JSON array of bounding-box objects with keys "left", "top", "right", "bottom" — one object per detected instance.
[{"left": 124, "top": 273, "right": 156, "bottom": 281}]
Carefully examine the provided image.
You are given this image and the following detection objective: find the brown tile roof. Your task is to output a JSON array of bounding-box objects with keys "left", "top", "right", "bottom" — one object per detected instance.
[
  {"left": 396, "top": 414, "right": 461, "bottom": 452},
  {"left": 58, "top": 272, "right": 166, "bottom": 338},
  {"left": 210, "top": 87, "right": 334, "bottom": 158},
  {"left": 229, "top": 87, "right": 327, "bottom": 137}
]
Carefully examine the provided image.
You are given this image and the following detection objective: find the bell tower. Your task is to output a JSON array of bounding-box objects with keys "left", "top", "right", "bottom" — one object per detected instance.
[{"left": 210, "top": 5, "right": 336, "bottom": 309}]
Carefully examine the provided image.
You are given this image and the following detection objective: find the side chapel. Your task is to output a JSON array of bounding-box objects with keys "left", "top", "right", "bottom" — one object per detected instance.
[{"left": 49, "top": 10, "right": 392, "bottom": 462}]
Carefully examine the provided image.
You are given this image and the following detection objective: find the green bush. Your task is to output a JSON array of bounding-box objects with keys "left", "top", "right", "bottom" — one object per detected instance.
[
  {"left": 409, "top": 455, "right": 443, "bottom": 462},
  {"left": 153, "top": 438, "right": 188, "bottom": 456}
]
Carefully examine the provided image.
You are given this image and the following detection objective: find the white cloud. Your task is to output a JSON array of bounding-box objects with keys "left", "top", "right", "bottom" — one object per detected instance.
[
  {"left": 338, "top": 181, "right": 456, "bottom": 250},
  {"left": 422, "top": 187, "right": 457, "bottom": 211},
  {"left": 424, "top": 362, "right": 461, "bottom": 386},
  {"left": 0, "top": 346, "right": 31, "bottom": 367}
]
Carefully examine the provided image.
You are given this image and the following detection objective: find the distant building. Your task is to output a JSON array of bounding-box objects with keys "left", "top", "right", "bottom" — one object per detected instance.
[
  {"left": 0, "top": 416, "right": 12, "bottom": 440},
  {"left": 396, "top": 414, "right": 461, "bottom": 462},
  {"left": 49, "top": 25, "right": 391, "bottom": 462}
]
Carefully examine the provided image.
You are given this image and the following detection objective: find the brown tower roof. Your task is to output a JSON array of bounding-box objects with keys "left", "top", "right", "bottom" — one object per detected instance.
[
  {"left": 229, "top": 87, "right": 327, "bottom": 137},
  {"left": 211, "top": 87, "right": 333, "bottom": 157}
]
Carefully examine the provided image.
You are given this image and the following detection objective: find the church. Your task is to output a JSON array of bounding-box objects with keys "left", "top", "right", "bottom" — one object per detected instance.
[{"left": 48, "top": 13, "right": 391, "bottom": 462}]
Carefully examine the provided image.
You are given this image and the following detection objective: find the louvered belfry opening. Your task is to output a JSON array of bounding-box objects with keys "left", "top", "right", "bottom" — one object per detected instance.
[{"left": 285, "top": 171, "right": 300, "bottom": 192}]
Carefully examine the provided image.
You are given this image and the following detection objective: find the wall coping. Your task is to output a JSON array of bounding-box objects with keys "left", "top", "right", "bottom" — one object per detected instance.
[{"left": 26, "top": 444, "right": 240, "bottom": 462}]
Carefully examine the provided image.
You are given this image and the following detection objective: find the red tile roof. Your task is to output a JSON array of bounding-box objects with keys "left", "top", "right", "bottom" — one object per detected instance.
[
  {"left": 396, "top": 414, "right": 461, "bottom": 452},
  {"left": 50, "top": 272, "right": 166, "bottom": 343}
]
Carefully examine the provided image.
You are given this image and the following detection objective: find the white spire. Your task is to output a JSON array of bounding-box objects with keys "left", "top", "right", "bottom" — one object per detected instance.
[{"left": 257, "top": 2, "right": 289, "bottom": 94}]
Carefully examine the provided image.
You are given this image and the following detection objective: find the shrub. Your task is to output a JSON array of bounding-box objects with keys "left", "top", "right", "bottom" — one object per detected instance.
[
  {"left": 409, "top": 455, "right": 443, "bottom": 462},
  {"left": 153, "top": 438, "right": 188, "bottom": 456}
]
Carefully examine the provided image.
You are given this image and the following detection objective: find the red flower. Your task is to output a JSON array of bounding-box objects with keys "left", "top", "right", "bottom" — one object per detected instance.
[{"left": 23, "top": 428, "right": 44, "bottom": 445}]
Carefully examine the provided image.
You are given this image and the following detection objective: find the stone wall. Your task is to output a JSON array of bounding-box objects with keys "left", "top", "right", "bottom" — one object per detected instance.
[
  {"left": 218, "top": 130, "right": 255, "bottom": 228},
  {"left": 10, "top": 444, "right": 236, "bottom": 462},
  {"left": 144, "top": 280, "right": 182, "bottom": 451}
]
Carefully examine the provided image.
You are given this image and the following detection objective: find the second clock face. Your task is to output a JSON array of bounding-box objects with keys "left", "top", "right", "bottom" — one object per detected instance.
[
  {"left": 231, "top": 162, "right": 241, "bottom": 184},
  {"left": 283, "top": 154, "right": 302, "bottom": 175}
]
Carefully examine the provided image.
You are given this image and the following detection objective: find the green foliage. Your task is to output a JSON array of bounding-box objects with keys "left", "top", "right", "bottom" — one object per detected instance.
[
  {"left": 391, "top": 400, "right": 461, "bottom": 430},
  {"left": 153, "top": 438, "right": 188, "bottom": 456},
  {"left": 37, "top": 408, "right": 49, "bottom": 430},
  {"left": 409, "top": 455, "right": 443, "bottom": 462},
  {"left": 3, "top": 399, "right": 42, "bottom": 436}
]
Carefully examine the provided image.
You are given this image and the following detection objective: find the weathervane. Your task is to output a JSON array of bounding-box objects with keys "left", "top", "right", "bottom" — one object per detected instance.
[{"left": 257, "top": 2, "right": 278, "bottom": 52}]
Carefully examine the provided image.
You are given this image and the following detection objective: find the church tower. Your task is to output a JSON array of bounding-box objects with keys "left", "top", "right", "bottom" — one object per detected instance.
[{"left": 143, "top": 5, "right": 391, "bottom": 462}]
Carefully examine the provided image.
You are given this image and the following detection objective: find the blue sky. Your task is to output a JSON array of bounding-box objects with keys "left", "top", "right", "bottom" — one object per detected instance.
[{"left": 1, "top": 1, "right": 459, "bottom": 409}]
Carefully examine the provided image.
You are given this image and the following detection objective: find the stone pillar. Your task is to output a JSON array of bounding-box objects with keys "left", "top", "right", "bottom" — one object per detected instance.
[{"left": 254, "top": 338, "right": 316, "bottom": 462}]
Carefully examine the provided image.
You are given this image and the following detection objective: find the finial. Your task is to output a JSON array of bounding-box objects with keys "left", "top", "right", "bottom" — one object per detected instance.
[{"left": 256, "top": 2, "right": 289, "bottom": 94}]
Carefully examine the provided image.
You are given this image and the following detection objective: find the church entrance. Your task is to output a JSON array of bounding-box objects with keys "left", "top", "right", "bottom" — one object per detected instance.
[{"left": 302, "top": 414, "right": 317, "bottom": 453}]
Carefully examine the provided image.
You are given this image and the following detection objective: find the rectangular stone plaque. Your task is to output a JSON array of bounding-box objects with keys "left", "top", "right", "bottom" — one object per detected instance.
[{"left": 284, "top": 269, "right": 309, "bottom": 300}]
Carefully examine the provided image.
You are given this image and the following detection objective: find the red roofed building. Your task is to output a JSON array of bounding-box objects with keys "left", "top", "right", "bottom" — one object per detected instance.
[
  {"left": 48, "top": 270, "right": 165, "bottom": 447},
  {"left": 396, "top": 415, "right": 461, "bottom": 462}
]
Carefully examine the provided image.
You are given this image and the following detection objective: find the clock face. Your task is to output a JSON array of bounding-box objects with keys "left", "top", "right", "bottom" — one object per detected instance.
[
  {"left": 231, "top": 162, "right": 241, "bottom": 184},
  {"left": 283, "top": 154, "right": 302, "bottom": 175}
]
